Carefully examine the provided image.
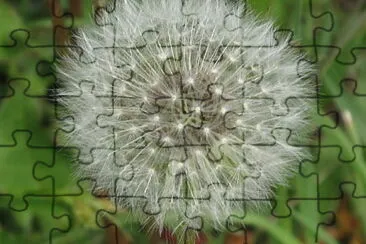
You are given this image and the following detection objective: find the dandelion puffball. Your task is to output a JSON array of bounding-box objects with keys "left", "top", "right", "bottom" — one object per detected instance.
[{"left": 57, "top": 0, "right": 314, "bottom": 236}]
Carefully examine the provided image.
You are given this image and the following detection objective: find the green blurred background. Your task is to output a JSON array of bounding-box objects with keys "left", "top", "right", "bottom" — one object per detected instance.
[{"left": 1, "top": 0, "right": 366, "bottom": 243}]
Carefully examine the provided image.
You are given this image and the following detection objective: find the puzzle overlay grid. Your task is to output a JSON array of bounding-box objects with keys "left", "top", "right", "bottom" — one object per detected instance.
[{"left": 1, "top": 0, "right": 366, "bottom": 243}]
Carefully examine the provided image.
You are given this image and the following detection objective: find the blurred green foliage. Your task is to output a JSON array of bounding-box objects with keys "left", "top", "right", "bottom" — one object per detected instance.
[{"left": 1, "top": 0, "right": 366, "bottom": 243}]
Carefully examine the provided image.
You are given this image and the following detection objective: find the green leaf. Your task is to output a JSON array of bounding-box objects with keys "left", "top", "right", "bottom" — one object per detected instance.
[
  {"left": 293, "top": 211, "right": 338, "bottom": 244},
  {"left": 242, "top": 214, "right": 301, "bottom": 244}
]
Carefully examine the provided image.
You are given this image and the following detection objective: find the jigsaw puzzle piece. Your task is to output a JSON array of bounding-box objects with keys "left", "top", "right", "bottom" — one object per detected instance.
[
  {"left": 271, "top": 161, "right": 336, "bottom": 243},
  {"left": 229, "top": 199, "right": 334, "bottom": 244},
  {"left": 318, "top": 183, "right": 366, "bottom": 243},
  {"left": 97, "top": 93, "right": 161, "bottom": 148},
  {"left": 0, "top": 1, "right": 73, "bottom": 47},
  {"left": 285, "top": 96, "right": 335, "bottom": 148},
  {"left": 60, "top": 44, "right": 117, "bottom": 96},
  {"left": 33, "top": 147, "right": 83, "bottom": 195},
  {"left": 319, "top": 80, "right": 366, "bottom": 161},
  {"left": 248, "top": 0, "right": 334, "bottom": 47},
  {"left": 316, "top": 46, "right": 365, "bottom": 96},
  {"left": 182, "top": 0, "right": 289, "bottom": 47},
  {"left": 140, "top": 183, "right": 237, "bottom": 242},
  {"left": 56, "top": 81, "right": 113, "bottom": 162},
  {"left": 75, "top": 148, "right": 135, "bottom": 197},
  {"left": 0, "top": 1, "right": 23, "bottom": 46},
  {"left": 271, "top": 158, "right": 319, "bottom": 216},
  {"left": 0, "top": 2, "right": 75, "bottom": 84},
  {"left": 111, "top": 168, "right": 211, "bottom": 241},
  {"left": 249, "top": 128, "right": 307, "bottom": 181},
  {"left": 95, "top": 198, "right": 137, "bottom": 244},
  {"left": 150, "top": 198, "right": 204, "bottom": 236},
  {"left": 313, "top": 0, "right": 366, "bottom": 64},
  {"left": 301, "top": 146, "right": 366, "bottom": 199},
  {"left": 0, "top": 79, "right": 53, "bottom": 145},
  {"left": 95, "top": 0, "right": 181, "bottom": 49},
  {"left": 236, "top": 46, "right": 314, "bottom": 117},
  {"left": 0, "top": 195, "right": 70, "bottom": 243},
  {"left": 49, "top": 180, "right": 139, "bottom": 244},
  {"left": 47, "top": 0, "right": 75, "bottom": 47},
  {"left": 0, "top": 131, "right": 55, "bottom": 210},
  {"left": 0, "top": 29, "right": 54, "bottom": 93},
  {"left": 224, "top": 98, "right": 289, "bottom": 145},
  {"left": 228, "top": 180, "right": 335, "bottom": 243},
  {"left": 275, "top": 198, "right": 335, "bottom": 244}
]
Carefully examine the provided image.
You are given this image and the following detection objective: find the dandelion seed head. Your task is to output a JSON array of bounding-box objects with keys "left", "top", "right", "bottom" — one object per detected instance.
[{"left": 56, "top": 0, "right": 314, "bottom": 238}]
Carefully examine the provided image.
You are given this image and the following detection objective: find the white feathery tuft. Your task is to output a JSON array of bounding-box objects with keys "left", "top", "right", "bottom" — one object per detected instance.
[{"left": 56, "top": 0, "right": 314, "bottom": 238}]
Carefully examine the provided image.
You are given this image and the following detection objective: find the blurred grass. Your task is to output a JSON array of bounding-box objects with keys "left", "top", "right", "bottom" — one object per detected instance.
[{"left": 1, "top": 0, "right": 366, "bottom": 243}]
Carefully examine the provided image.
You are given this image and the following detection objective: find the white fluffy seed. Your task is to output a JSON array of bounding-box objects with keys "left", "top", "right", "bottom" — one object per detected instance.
[{"left": 56, "top": 0, "right": 314, "bottom": 239}]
